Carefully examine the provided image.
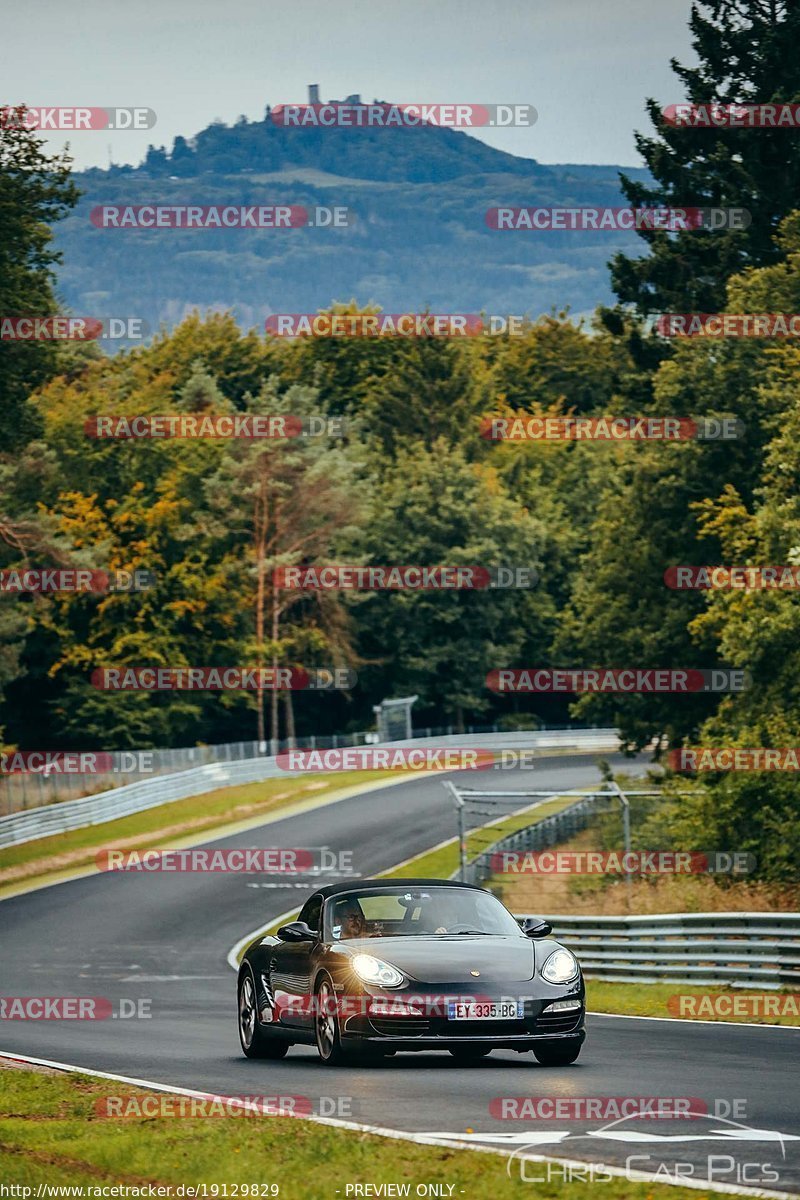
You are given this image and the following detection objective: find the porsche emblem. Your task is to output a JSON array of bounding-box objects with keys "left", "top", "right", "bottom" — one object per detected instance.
[{"left": 470, "top": 970, "right": 480, "bottom": 977}]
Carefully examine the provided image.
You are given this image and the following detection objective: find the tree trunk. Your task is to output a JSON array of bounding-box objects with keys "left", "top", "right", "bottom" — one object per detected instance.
[
  {"left": 255, "top": 551, "right": 266, "bottom": 747},
  {"left": 254, "top": 469, "right": 269, "bottom": 747},
  {"left": 270, "top": 588, "right": 280, "bottom": 747},
  {"left": 283, "top": 690, "right": 296, "bottom": 745}
]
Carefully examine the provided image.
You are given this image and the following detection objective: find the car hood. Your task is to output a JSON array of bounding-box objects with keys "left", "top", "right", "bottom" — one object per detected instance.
[{"left": 342, "top": 935, "right": 537, "bottom": 984}]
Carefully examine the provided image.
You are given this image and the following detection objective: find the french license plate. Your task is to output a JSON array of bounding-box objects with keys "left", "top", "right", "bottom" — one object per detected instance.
[{"left": 447, "top": 1000, "right": 524, "bottom": 1020}]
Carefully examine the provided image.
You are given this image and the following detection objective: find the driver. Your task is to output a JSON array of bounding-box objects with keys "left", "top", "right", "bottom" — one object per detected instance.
[
  {"left": 336, "top": 899, "right": 370, "bottom": 940},
  {"left": 431, "top": 892, "right": 474, "bottom": 936},
  {"left": 431, "top": 893, "right": 465, "bottom": 935}
]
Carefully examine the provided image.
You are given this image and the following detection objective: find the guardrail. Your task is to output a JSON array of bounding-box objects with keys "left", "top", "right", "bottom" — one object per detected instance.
[
  {"left": 0, "top": 733, "right": 373, "bottom": 814},
  {"left": 459, "top": 792, "right": 617, "bottom": 887},
  {"left": 0, "top": 728, "right": 619, "bottom": 850},
  {"left": 0, "top": 722, "right": 611, "bottom": 814},
  {"left": 530, "top": 912, "right": 800, "bottom": 990}
]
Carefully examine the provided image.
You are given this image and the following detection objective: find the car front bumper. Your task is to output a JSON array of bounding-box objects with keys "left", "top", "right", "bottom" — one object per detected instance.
[{"left": 340, "top": 990, "right": 585, "bottom": 1047}]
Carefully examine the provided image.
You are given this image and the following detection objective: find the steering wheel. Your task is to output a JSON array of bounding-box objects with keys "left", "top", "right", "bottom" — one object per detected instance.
[{"left": 439, "top": 922, "right": 476, "bottom": 934}]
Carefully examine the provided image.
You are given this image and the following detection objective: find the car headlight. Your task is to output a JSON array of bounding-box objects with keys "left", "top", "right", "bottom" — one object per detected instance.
[
  {"left": 541, "top": 948, "right": 579, "bottom": 984},
  {"left": 351, "top": 953, "right": 405, "bottom": 988}
]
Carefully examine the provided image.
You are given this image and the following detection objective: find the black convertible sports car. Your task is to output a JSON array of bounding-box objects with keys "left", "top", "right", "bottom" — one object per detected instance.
[{"left": 237, "top": 878, "right": 585, "bottom": 1065}]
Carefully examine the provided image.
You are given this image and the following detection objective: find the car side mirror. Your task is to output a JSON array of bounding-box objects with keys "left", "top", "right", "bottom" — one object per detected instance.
[
  {"left": 277, "top": 921, "right": 316, "bottom": 942},
  {"left": 518, "top": 916, "right": 553, "bottom": 939}
]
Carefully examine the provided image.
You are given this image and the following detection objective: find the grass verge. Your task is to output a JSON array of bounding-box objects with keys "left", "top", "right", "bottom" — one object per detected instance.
[
  {"left": 0, "top": 1062, "right": 748, "bottom": 1199},
  {"left": 586, "top": 980, "right": 800, "bottom": 1026},
  {"left": 243, "top": 800, "right": 800, "bottom": 1028},
  {"left": 0, "top": 770, "right": 396, "bottom": 896},
  {"left": 383, "top": 795, "right": 578, "bottom": 881},
  {"left": 248, "top": 795, "right": 579, "bottom": 945}
]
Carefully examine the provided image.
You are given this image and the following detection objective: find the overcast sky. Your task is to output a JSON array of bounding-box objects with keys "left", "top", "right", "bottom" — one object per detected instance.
[{"left": 6, "top": 0, "right": 696, "bottom": 171}]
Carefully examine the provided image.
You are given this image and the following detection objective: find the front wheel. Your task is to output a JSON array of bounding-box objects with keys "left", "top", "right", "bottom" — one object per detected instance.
[
  {"left": 314, "top": 976, "right": 350, "bottom": 1065},
  {"left": 532, "top": 1038, "right": 582, "bottom": 1066},
  {"left": 449, "top": 1046, "right": 492, "bottom": 1062},
  {"left": 238, "top": 967, "right": 289, "bottom": 1059}
]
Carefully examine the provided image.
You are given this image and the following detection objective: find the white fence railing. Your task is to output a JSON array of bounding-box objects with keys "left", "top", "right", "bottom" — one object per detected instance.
[
  {"left": 0, "top": 724, "right": 615, "bottom": 814},
  {"left": 533, "top": 912, "right": 800, "bottom": 990},
  {"left": 0, "top": 728, "right": 620, "bottom": 849}
]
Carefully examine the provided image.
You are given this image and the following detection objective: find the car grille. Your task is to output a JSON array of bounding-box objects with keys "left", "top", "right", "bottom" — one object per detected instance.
[
  {"left": 361, "top": 1004, "right": 582, "bottom": 1040},
  {"left": 369, "top": 1017, "right": 431, "bottom": 1037},
  {"left": 532, "top": 1008, "right": 583, "bottom": 1033},
  {"left": 431, "top": 1017, "right": 530, "bottom": 1038}
]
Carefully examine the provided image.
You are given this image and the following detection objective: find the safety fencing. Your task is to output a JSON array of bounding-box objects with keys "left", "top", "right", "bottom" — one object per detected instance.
[
  {"left": 534, "top": 912, "right": 800, "bottom": 990},
  {"left": 0, "top": 727, "right": 619, "bottom": 849},
  {"left": 0, "top": 722, "right": 610, "bottom": 814},
  {"left": 458, "top": 791, "right": 618, "bottom": 887}
]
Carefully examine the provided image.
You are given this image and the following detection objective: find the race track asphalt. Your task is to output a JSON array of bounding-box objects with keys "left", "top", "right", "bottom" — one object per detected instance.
[{"left": 1, "top": 753, "right": 798, "bottom": 1196}]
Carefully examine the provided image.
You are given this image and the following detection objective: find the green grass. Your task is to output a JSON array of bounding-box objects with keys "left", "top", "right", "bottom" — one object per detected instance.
[
  {"left": 586, "top": 980, "right": 800, "bottom": 1025},
  {"left": 246, "top": 796, "right": 586, "bottom": 949},
  {"left": 0, "top": 770, "right": 395, "bottom": 894},
  {"left": 11, "top": 772, "right": 793, "bottom": 1033},
  {"left": 383, "top": 795, "right": 577, "bottom": 881},
  {"left": 246, "top": 805, "right": 800, "bottom": 1030},
  {"left": 1, "top": 767, "right": 568, "bottom": 889},
  {"left": 0, "top": 1065, "right": 748, "bottom": 1199}
]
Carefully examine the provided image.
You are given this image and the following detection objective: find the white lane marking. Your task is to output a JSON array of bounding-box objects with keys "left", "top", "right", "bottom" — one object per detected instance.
[
  {"left": 223, "top": 785, "right": 611, "bottom": 969},
  {"left": 0, "top": 1049, "right": 795, "bottom": 1200},
  {"left": 588, "top": 1011, "right": 800, "bottom": 1032},
  {"left": 224, "top": 956, "right": 800, "bottom": 1034},
  {"left": 428, "top": 1127, "right": 798, "bottom": 1146},
  {"left": 226, "top": 905, "right": 299, "bottom": 969},
  {"left": 120, "top": 975, "right": 229, "bottom": 982},
  {"left": 0, "top": 773, "right": 419, "bottom": 905}
]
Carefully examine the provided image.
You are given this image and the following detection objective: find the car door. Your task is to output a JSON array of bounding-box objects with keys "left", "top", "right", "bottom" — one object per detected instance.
[{"left": 269, "top": 894, "right": 322, "bottom": 1030}]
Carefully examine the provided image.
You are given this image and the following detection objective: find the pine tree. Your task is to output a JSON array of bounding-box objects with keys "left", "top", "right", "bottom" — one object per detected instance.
[
  {"left": 0, "top": 108, "right": 79, "bottom": 447},
  {"left": 611, "top": 0, "right": 800, "bottom": 313}
]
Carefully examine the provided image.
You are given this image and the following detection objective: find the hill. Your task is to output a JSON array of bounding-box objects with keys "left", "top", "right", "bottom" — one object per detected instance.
[{"left": 54, "top": 106, "right": 651, "bottom": 332}]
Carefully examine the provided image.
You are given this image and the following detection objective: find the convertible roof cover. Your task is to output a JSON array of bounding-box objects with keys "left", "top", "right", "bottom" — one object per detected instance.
[{"left": 314, "top": 878, "right": 484, "bottom": 898}]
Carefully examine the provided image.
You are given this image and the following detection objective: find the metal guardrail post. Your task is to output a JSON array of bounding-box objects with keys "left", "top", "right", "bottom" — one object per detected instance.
[
  {"left": 608, "top": 780, "right": 633, "bottom": 912},
  {"left": 520, "top": 911, "right": 800, "bottom": 989},
  {"left": 0, "top": 729, "right": 621, "bottom": 849}
]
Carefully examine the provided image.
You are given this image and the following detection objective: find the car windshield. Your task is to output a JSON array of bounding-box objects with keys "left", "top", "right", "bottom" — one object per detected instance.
[{"left": 327, "top": 886, "right": 523, "bottom": 940}]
